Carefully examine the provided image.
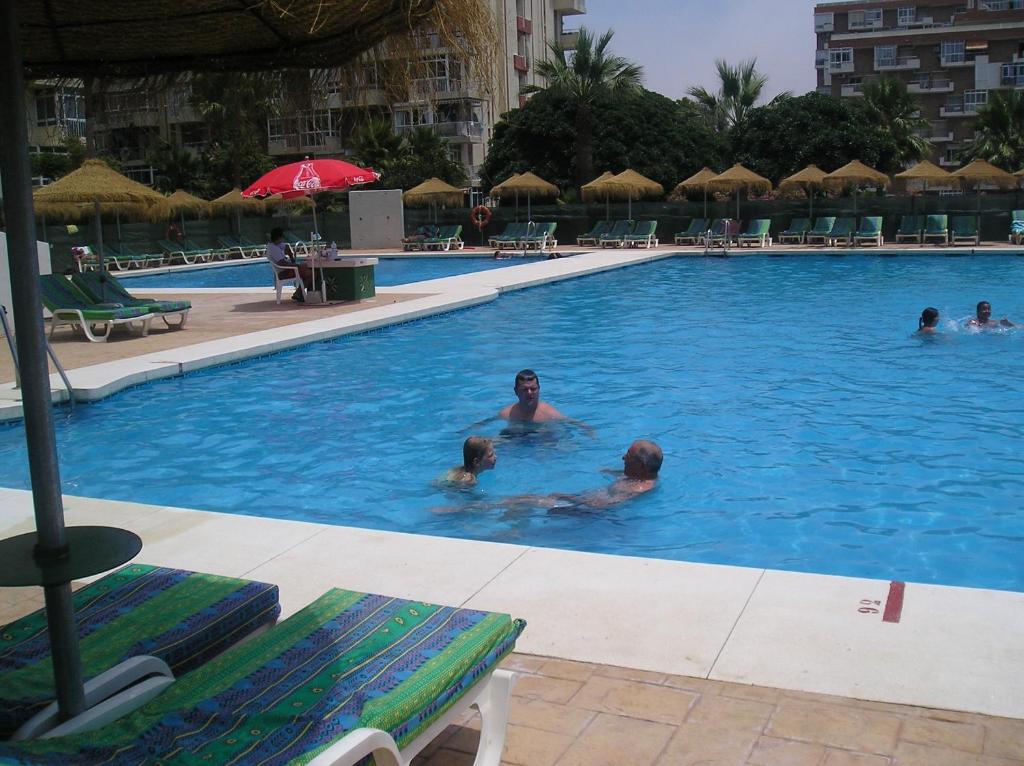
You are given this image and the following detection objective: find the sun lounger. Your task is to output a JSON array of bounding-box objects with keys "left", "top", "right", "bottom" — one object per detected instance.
[
  {"left": 424, "top": 224, "right": 464, "bottom": 251},
  {"left": 519, "top": 222, "right": 558, "bottom": 250},
  {"left": 0, "top": 563, "right": 280, "bottom": 740},
  {"left": 707, "top": 219, "right": 740, "bottom": 247},
  {"left": 673, "top": 218, "right": 708, "bottom": 246},
  {"left": 577, "top": 220, "right": 611, "bottom": 246},
  {"left": 71, "top": 272, "right": 191, "bottom": 330},
  {"left": 853, "top": 216, "right": 884, "bottom": 247},
  {"left": 803, "top": 217, "right": 837, "bottom": 245},
  {"left": 599, "top": 219, "right": 635, "bottom": 248},
  {"left": 950, "top": 215, "right": 979, "bottom": 245},
  {"left": 39, "top": 274, "right": 154, "bottom": 342},
  {"left": 922, "top": 214, "right": 949, "bottom": 245},
  {"left": 826, "top": 217, "right": 855, "bottom": 247},
  {"left": 737, "top": 218, "right": 772, "bottom": 248},
  {"left": 489, "top": 222, "right": 528, "bottom": 249},
  {"left": 624, "top": 220, "right": 659, "bottom": 248},
  {"left": 402, "top": 225, "right": 439, "bottom": 251},
  {"left": 216, "top": 235, "right": 263, "bottom": 260},
  {"left": 894, "top": 215, "right": 924, "bottom": 244},
  {"left": 0, "top": 589, "right": 525, "bottom": 764},
  {"left": 778, "top": 218, "right": 810, "bottom": 244},
  {"left": 159, "top": 239, "right": 213, "bottom": 265},
  {"left": 1010, "top": 210, "right": 1024, "bottom": 245},
  {"left": 96, "top": 244, "right": 161, "bottom": 271},
  {"left": 283, "top": 230, "right": 311, "bottom": 256}
]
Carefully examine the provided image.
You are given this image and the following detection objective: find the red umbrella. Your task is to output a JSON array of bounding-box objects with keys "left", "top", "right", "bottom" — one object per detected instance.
[{"left": 242, "top": 158, "right": 379, "bottom": 199}]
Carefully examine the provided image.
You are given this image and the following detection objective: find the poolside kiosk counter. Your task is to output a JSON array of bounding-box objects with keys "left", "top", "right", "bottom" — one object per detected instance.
[{"left": 310, "top": 257, "right": 377, "bottom": 302}]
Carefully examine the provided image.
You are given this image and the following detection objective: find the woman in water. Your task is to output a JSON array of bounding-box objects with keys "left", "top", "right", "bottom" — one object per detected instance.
[
  {"left": 918, "top": 307, "right": 940, "bottom": 334},
  {"left": 445, "top": 437, "right": 497, "bottom": 486}
]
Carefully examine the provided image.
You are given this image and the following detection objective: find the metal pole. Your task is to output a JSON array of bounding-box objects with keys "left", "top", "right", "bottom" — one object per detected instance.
[{"left": 0, "top": 0, "right": 86, "bottom": 719}]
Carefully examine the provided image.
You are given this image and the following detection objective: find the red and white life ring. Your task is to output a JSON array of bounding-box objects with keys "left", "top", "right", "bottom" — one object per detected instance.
[{"left": 470, "top": 205, "right": 492, "bottom": 229}]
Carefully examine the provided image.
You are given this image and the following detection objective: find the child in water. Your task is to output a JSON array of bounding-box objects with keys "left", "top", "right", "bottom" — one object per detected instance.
[
  {"left": 918, "top": 307, "right": 939, "bottom": 334},
  {"left": 445, "top": 437, "right": 496, "bottom": 486}
]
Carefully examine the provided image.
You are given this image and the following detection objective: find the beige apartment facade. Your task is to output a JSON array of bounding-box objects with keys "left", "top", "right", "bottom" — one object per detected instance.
[{"left": 815, "top": 0, "right": 1024, "bottom": 165}]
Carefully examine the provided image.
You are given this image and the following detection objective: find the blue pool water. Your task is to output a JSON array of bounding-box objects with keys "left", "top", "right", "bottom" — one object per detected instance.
[
  {"left": 2, "top": 255, "right": 1024, "bottom": 590},
  {"left": 124, "top": 256, "right": 528, "bottom": 289}
]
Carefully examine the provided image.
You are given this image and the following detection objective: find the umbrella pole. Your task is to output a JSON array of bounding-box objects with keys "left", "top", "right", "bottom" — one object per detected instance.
[
  {"left": 0, "top": 0, "right": 87, "bottom": 719},
  {"left": 515, "top": 192, "right": 519, "bottom": 223},
  {"left": 809, "top": 187, "right": 814, "bottom": 221},
  {"left": 94, "top": 201, "right": 105, "bottom": 278},
  {"left": 605, "top": 192, "right": 609, "bottom": 222},
  {"left": 703, "top": 188, "right": 708, "bottom": 219},
  {"left": 115, "top": 210, "right": 121, "bottom": 243},
  {"left": 180, "top": 210, "right": 187, "bottom": 238}
]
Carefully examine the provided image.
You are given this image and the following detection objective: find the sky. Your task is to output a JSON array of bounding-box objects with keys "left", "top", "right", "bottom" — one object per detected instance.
[{"left": 574, "top": 0, "right": 819, "bottom": 101}]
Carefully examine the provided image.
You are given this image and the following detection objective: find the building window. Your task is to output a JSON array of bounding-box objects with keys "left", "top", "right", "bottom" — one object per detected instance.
[
  {"left": 829, "top": 48, "right": 853, "bottom": 69},
  {"left": 849, "top": 8, "right": 882, "bottom": 29},
  {"left": 897, "top": 7, "right": 917, "bottom": 25},
  {"left": 940, "top": 41, "right": 965, "bottom": 64},
  {"left": 814, "top": 12, "right": 835, "bottom": 31},
  {"left": 35, "top": 90, "right": 58, "bottom": 126},
  {"left": 963, "top": 89, "right": 988, "bottom": 110},
  {"left": 874, "top": 45, "right": 897, "bottom": 67}
]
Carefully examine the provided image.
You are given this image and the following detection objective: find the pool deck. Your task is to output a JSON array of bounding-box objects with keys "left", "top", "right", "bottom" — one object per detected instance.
[{"left": 2, "top": 245, "right": 1024, "bottom": 762}]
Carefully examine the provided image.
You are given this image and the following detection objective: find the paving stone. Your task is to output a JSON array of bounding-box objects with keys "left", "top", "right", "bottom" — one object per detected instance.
[
  {"left": 570, "top": 675, "right": 698, "bottom": 726},
  {"left": 592, "top": 664, "right": 667, "bottom": 685},
  {"left": 823, "top": 751, "right": 892, "bottom": 766},
  {"left": 685, "top": 694, "right": 774, "bottom": 731},
  {"left": 499, "top": 723, "right": 574, "bottom": 766},
  {"left": 536, "top": 658, "right": 596, "bottom": 683},
  {"left": 900, "top": 715, "right": 985, "bottom": 753},
  {"left": 657, "top": 722, "right": 759, "bottom": 765},
  {"left": 747, "top": 735, "right": 825, "bottom": 766},
  {"left": 504, "top": 653, "right": 547, "bottom": 673},
  {"left": 766, "top": 701, "right": 902, "bottom": 755},
  {"left": 511, "top": 673, "right": 582, "bottom": 704},
  {"left": 892, "top": 741, "right": 1023, "bottom": 766},
  {"left": 557, "top": 713, "right": 675, "bottom": 766},
  {"left": 507, "top": 698, "right": 596, "bottom": 737},
  {"left": 983, "top": 718, "right": 1024, "bottom": 760}
]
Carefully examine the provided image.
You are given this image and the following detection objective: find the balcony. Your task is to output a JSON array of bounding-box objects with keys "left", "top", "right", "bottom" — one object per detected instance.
[
  {"left": 1001, "top": 63, "right": 1024, "bottom": 88},
  {"left": 815, "top": 20, "right": 834, "bottom": 32},
  {"left": 513, "top": 54, "right": 528, "bottom": 73},
  {"left": 849, "top": 19, "right": 883, "bottom": 31},
  {"left": 940, "top": 103, "right": 980, "bottom": 117},
  {"left": 980, "top": 0, "right": 1024, "bottom": 9},
  {"left": 875, "top": 55, "right": 920, "bottom": 71},
  {"left": 560, "top": 29, "right": 579, "bottom": 48},
  {"left": 829, "top": 60, "right": 855, "bottom": 74},
  {"left": 939, "top": 156, "right": 960, "bottom": 167},
  {"left": 394, "top": 121, "right": 484, "bottom": 140},
  {"left": 516, "top": 15, "right": 532, "bottom": 34},
  {"left": 552, "top": 0, "right": 585, "bottom": 14},
  {"left": 840, "top": 82, "right": 865, "bottom": 97},
  {"left": 940, "top": 54, "right": 973, "bottom": 67},
  {"left": 815, "top": 51, "right": 828, "bottom": 69},
  {"left": 908, "top": 78, "right": 954, "bottom": 93},
  {"left": 918, "top": 126, "right": 954, "bottom": 142}
]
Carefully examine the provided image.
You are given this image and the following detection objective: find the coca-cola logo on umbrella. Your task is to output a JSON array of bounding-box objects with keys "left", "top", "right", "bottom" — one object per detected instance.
[{"left": 292, "top": 162, "right": 322, "bottom": 191}]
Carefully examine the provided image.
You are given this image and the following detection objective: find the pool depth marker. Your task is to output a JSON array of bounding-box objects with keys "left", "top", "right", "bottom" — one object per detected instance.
[{"left": 882, "top": 581, "right": 905, "bottom": 623}]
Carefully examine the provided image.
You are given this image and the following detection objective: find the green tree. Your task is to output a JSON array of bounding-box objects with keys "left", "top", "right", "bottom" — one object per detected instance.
[
  {"left": 380, "top": 127, "right": 466, "bottom": 190},
  {"left": 728, "top": 93, "right": 904, "bottom": 181},
  {"left": 148, "top": 142, "right": 205, "bottom": 193},
  {"left": 525, "top": 28, "right": 643, "bottom": 190},
  {"left": 482, "top": 87, "right": 722, "bottom": 193},
  {"left": 962, "top": 90, "right": 1024, "bottom": 169},
  {"left": 351, "top": 118, "right": 405, "bottom": 170},
  {"left": 687, "top": 58, "right": 778, "bottom": 131},
  {"left": 859, "top": 77, "right": 930, "bottom": 167}
]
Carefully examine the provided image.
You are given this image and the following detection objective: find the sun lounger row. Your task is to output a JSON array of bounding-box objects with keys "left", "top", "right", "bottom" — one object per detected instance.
[
  {"left": 0, "top": 563, "right": 526, "bottom": 765},
  {"left": 73, "top": 233, "right": 297, "bottom": 271},
  {"left": 489, "top": 222, "right": 558, "bottom": 250},
  {"left": 575, "top": 220, "right": 658, "bottom": 249},
  {"left": 402, "top": 224, "right": 465, "bottom": 251},
  {"left": 39, "top": 272, "right": 191, "bottom": 342}
]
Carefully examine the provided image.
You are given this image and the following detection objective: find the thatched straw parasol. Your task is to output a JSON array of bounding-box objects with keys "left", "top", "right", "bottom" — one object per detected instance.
[
  {"left": 669, "top": 167, "right": 718, "bottom": 217},
  {"left": 950, "top": 160, "right": 1018, "bottom": 234},
  {"left": 589, "top": 169, "right": 664, "bottom": 220},
  {"left": 580, "top": 171, "right": 615, "bottom": 202},
  {"left": 211, "top": 187, "right": 266, "bottom": 234},
  {"left": 33, "top": 158, "right": 170, "bottom": 270},
  {"left": 707, "top": 164, "right": 773, "bottom": 221},
  {"left": 894, "top": 160, "right": 956, "bottom": 216},
  {"left": 778, "top": 165, "right": 828, "bottom": 220},
  {"left": 823, "top": 160, "right": 890, "bottom": 218},
  {"left": 490, "top": 171, "right": 559, "bottom": 221},
  {"left": 403, "top": 177, "right": 464, "bottom": 224},
  {"left": 166, "top": 189, "right": 210, "bottom": 236}
]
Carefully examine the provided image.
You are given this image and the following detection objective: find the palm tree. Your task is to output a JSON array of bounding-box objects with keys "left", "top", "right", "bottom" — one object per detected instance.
[
  {"left": 526, "top": 28, "right": 643, "bottom": 190},
  {"left": 962, "top": 90, "right": 1024, "bottom": 169},
  {"left": 351, "top": 118, "right": 405, "bottom": 169},
  {"left": 860, "top": 77, "right": 930, "bottom": 167},
  {"left": 687, "top": 59, "right": 775, "bottom": 131}
]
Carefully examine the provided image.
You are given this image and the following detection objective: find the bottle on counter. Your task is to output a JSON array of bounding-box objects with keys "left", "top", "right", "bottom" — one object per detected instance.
[{"left": 329, "top": 241, "right": 338, "bottom": 259}]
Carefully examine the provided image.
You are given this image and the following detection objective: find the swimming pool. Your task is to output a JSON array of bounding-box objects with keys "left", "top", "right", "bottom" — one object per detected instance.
[
  {"left": 124, "top": 256, "right": 532, "bottom": 289},
  {"left": 2, "top": 255, "right": 1023, "bottom": 590}
]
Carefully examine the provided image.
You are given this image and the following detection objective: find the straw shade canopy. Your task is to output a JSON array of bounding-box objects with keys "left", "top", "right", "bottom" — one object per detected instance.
[
  {"left": 1016, "top": 168, "right": 1024, "bottom": 179},
  {"left": 949, "top": 159, "right": 1017, "bottom": 189},
  {"left": 580, "top": 171, "right": 616, "bottom": 203},
  {"left": 823, "top": 160, "right": 890, "bottom": 190},
  {"left": 210, "top": 187, "right": 267, "bottom": 214},
  {"left": 895, "top": 160, "right": 954, "bottom": 186},
  {"left": 403, "top": 177, "right": 465, "bottom": 207},
  {"left": 488, "top": 172, "right": 521, "bottom": 198},
  {"left": 490, "top": 171, "right": 560, "bottom": 199},
  {"left": 706, "top": 164, "right": 772, "bottom": 221},
  {"left": 669, "top": 167, "right": 718, "bottom": 200},
  {"left": 166, "top": 189, "right": 210, "bottom": 216},
  {"left": 593, "top": 169, "right": 664, "bottom": 200},
  {"left": 32, "top": 158, "right": 170, "bottom": 222},
  {"left": 778, "top": 164, "right": 829, "bottom": 219}
]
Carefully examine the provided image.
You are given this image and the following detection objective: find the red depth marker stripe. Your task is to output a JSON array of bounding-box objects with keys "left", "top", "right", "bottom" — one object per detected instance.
[{"left": 882, "top": 581, "right": 905, "bottom": 623}]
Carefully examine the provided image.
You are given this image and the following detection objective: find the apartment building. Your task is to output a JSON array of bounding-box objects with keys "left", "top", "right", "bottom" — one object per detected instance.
[
  {"left": 814, "top": 0, "right": 1024, "bottom": 165},
  {"left": 267, "top": 0, "right": 587, "bottom": 185}
]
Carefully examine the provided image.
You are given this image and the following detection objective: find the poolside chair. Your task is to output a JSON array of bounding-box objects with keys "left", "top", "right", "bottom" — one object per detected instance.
[
  {"left": 707, "top": 219, "right": 740, "bottom": 247},
  {"left": 519, "top": 222, "right": 558, "bottom": 250},
  {"left": 39, "top": 274, "right": 154, "bottom": 342},
  {"left": 401, "top": 224, "right": 439, "bottom": 251},
  {"left": 894, "top": 215, "right": 924, "bottom": 244},
  {"left": 737, "top": 219, "right": 772, "bottom": 248},
  {"left": 182, "top": 237, "right": 225, "bottom": 261},
  {"left": 97, "top": 244, "right": 157, "bottom": 271},
  {"left": 216, "top": 235, "right": 262, "bottom": 260},
  {"left": 236, "top": 234, "right": 268, "bottom": 257},
  {"left": 852, "top": 216, "right": 884, "bottom": 247},
  {"left": 950, "top": 215, "right": 979, "bottom": 246},
  {"left": 623, "top": 220, "right": 659, "bottom": 248},
  {"left": 158, "top": 239, "right": 213, "bottom": 265},
  {"left": 489, "top": 222, "right": 528, "bottom": 249},
  {"left": 803, "top": 217, "right": 837, "bottom": 245},
  {"left": 0, "top": 563, "right": 280, "bottom": 740},
  {"left": 70, "top": 272, "right": 191, "bottom": 330},
  {"left": 778, "top": 218, "right": 811, "bottom": 244},
  {"left": 1010, "top": 210, "right": 1024, "bottom": 245},
  {"left": 673, "top": 218, "right": 708, "bottom": 246},
  {"left": 577, "top": 220, "right": 611, "bottom": 246},
  {"left": 922, "top": 214, "right": 949, "bottom": 245},
  {"left": 0, "top": 589, "right": 525, "bottom": 765},
  {"left": 268, "top": 258, "right": 307, "bottom": 304},
  {"left": 826, "top": 217, "right": 855, "bottom": 247},
  {"left": 423, "top": 224, "right": 464, "bottom": 251},
  {"left": 599, "top": 219, "right": 635, "bottom": 248}
]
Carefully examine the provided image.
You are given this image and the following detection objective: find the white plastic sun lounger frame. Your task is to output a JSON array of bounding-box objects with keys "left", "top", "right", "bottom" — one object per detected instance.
[
  {"left": 306, "top": 668, "right": 515, "bottom": 766},
  {"left": 49, "top": 309, "right": 154, "bottom": 343}
]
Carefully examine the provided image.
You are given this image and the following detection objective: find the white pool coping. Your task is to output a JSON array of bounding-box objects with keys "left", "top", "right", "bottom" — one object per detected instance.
[{"left": 1, "top": 487, "right": 1021, "bottom": 720}]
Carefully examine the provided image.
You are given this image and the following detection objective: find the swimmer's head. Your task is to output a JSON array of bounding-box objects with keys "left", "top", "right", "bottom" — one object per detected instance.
[
  {"left": 919, "top": 307, "right": 939, "bottom": 329},
  {"left": 623, "top": 439, "right": 663, "bottom": 480},
  {"left": 463, "top": 437, "right": 496, "bottom": 475},
  {"left": 977, "top": 301, "right": 992, "bottom": 322},
  {"left": 514, "top": 369, "right": 541, "bottom": 406}
]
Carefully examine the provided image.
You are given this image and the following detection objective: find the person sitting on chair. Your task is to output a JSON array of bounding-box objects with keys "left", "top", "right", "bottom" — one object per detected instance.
[{"left": 266, "top": 227, "right": 312, "bottom": 302}]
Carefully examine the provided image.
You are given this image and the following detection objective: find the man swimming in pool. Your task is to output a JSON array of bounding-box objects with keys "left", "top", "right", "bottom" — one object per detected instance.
[
  {"left": 499, "top": 369, "right": 565, "bottom": 422},
  {"left": 967, "top": 301, "right": 1016, "bottom": 329}
]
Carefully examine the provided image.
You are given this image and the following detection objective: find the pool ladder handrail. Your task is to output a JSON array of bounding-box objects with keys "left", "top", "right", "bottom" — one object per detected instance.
[
  {"left": 0, "top": 304, "right": 74, "bottom": 410},
  {"left": 704, "top": 218, "right": 732, "bottom": 257}
]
